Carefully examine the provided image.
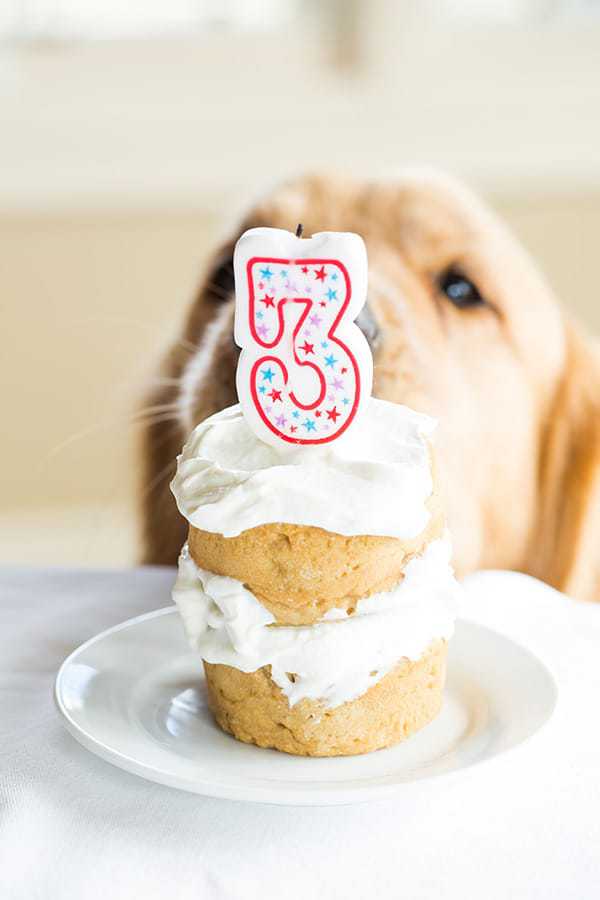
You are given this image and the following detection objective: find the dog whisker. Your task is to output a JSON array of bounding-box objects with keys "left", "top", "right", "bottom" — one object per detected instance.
[
  {"left": 132, "top": 403, "right": 182, "bottom": 421},
  {"left": 45, "top": 407, "right": 182, "bottom": 464},
  {"left": 131, "top": 413, "right": 182, "bottom": 427},
  {"left": 46, "top": 422, "right": 110, "bottom": 459},
  {"left": 176, "top": 338, "right": 201, "bottom": 356},
  {"left": 139, "top": 459, "right": 179, "bottom": 500},
  {"left": 204, "top": 280, "right": 234, "bottom": 301}
]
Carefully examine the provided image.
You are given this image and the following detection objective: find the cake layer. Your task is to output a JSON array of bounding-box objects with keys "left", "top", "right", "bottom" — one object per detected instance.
[
  {"left": 187, "top": 501, "right": 445, "bottom": 622},
  {"left": 203, "top": 640, "right": 447, "bottom": 757},
  {"left": 172, "top": 539, "right": 459, "bottom": 707},
  {"left": 170, "top": 399, "right": 437, "bottom": 540}
]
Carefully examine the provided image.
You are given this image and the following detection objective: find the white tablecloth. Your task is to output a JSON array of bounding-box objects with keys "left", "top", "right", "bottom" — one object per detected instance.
[{"left": 1, "top": 565, "right": 599, "bottom": 900}]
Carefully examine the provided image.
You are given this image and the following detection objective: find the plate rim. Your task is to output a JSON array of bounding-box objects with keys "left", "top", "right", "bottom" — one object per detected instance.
[{"left": 55, "top": 607, "right": 558, "bottom": 806}]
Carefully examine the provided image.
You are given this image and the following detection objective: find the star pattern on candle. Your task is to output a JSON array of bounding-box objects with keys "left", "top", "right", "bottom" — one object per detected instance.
[{"left": 248, "top": 257, "right": 359, "bottom": 440}]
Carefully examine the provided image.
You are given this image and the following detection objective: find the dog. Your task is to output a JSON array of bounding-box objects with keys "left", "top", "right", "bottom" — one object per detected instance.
[{"left": 139, "top": 171, "right": 600, "bottom": 602}]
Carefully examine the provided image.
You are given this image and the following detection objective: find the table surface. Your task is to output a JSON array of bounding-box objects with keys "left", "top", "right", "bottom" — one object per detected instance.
[{"left": 2, "top": 564, "right": 600, "bottom": 900}]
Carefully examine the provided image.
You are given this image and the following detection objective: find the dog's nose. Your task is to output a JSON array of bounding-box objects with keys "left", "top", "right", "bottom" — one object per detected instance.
[{"left": 356, "top": 302, "right": 381, "bottom": 353}]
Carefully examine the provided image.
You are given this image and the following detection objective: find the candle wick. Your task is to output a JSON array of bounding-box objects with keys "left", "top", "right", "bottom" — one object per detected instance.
[{"left": 295, "top": 223, "right": 304, "bottom": 238}]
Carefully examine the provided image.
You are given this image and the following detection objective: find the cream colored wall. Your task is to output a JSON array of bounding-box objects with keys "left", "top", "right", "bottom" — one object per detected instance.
[
  {"left": 2, "top": 191, "right": 599, "bottom": 566},
  {"left": 0, "top": 211, "right": 217, "bottom": 565},
  {"left": 496, "top": 193, "right": 600, "bottom": 331}
]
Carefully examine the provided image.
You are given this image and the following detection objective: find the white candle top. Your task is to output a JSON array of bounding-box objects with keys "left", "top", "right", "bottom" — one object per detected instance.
[{"left": 233, "top": 227, "right": 373, "bottom": 449}]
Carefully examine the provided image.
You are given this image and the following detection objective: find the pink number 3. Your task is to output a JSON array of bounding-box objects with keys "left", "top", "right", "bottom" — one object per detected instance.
[{"left": 234, "top": 230, "right": 372, "bottom": 447}]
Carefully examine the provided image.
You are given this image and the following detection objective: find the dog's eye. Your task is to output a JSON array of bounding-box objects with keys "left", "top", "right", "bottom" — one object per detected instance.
[{"left": 438, "top": 269, "right": 483, "bottom": 308}]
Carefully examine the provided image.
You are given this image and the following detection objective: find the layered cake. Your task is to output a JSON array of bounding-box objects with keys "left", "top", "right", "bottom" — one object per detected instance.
[{"left": 171, "top": 399, "right": 460, "bottom": 757}]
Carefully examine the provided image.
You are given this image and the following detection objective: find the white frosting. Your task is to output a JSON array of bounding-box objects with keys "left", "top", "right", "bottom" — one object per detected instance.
[
  {"left": 170, "top": 398, "right": 436, "bottom": 539},
  {"left": 172, "top": 539, "right": 460, "bottom": 709}
]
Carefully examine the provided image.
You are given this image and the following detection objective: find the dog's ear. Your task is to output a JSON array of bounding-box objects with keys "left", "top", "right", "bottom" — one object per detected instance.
[{"left": 532, "top": 325, "right": 600, "bottom": 601}]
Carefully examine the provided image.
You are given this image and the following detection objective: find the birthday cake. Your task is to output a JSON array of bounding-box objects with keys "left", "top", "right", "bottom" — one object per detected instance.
[{"left": 170, "top": 227, "right": 460, "bottom": 757}]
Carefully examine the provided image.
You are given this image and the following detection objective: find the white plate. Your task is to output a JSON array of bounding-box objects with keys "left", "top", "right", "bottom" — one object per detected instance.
[{"left": 55, "top": 607, "right": 557, "bottom": 806}]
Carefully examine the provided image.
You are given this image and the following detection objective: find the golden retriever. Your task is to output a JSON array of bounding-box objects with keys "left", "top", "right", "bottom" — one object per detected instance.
[{"left": 140, "top": 171, "right": 600, "bottom": 601}]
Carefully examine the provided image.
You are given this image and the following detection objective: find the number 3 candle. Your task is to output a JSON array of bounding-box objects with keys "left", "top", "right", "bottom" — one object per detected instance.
[{"left": 233, "top": 227, "right": 373, "bottom": 447}]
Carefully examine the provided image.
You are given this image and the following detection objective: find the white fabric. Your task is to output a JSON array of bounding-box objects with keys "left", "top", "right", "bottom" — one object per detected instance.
[{"left": 1, "top": 564, "right": 599, "bottom": 900}]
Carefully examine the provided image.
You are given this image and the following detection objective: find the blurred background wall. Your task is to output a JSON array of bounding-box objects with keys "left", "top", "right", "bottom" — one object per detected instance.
[{"left": 2, "top": 0, "right": 600, "bottom": 567}]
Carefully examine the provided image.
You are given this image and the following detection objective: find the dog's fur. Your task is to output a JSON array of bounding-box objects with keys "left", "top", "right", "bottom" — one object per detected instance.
[{"left": 140, "top": 171, "right": 600, "bottom": 601}]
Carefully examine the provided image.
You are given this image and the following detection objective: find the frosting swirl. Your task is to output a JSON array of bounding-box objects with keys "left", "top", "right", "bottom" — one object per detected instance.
[
  {"left": 171, "top": 398, "right": 436, "bottom": 539},
  {"left": 172, "top": 538, "right": 459, "bottom": 708}
]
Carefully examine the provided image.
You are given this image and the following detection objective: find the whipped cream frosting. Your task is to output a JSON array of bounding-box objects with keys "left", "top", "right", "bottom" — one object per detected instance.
[
  {"left": 171, "top": 398, "right": 436, "bottom": 539},
  {"left": 172, "top": 539, "right": 459, "bottom": 708}
]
